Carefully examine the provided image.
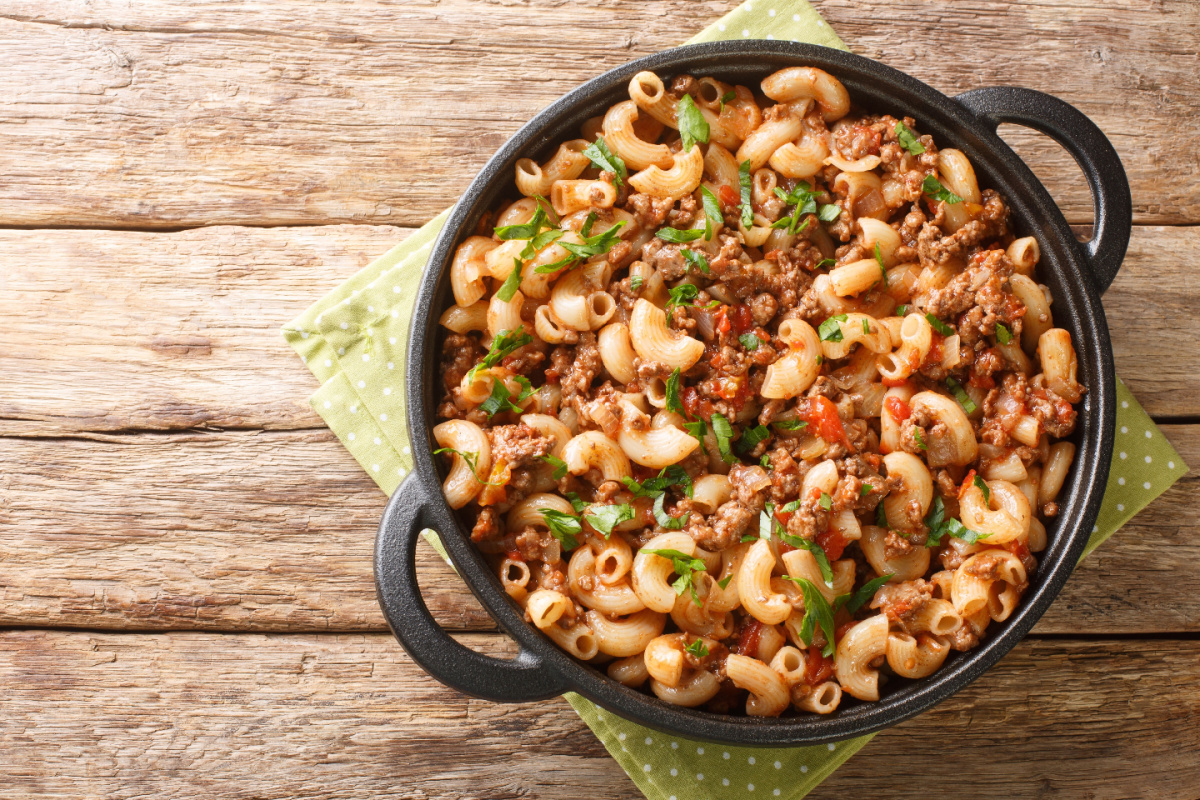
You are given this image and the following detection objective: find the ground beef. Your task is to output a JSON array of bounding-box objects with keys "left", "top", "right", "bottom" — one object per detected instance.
[
  {"left": 929, "top": 249, "right": 1024, "bottom": 347},
  {"left": 700, "top": 501, "right": 757, "bottom": 550},
  {"left": 515, "top": 526, "right": 560, "bottom": 563},
  {"left": 785, "top": 498, "right": 830, "bottom": 542},
  {"left": 470, "top": 507, "right": 501, "bottom": 542},
  {"left": 870, "top": 578, "right": 933, "bottom": 632},
  {"left": 963, "top": 552, "right": 1005, "bottom": 581},
  {"left": 624, "top": 192, "right": 674, "bottom": 229},
  {"left": 917, "top": 191, "right": 1010, "bottom": 268},
  {"left": 558, "top": 332, "right": 602, "bottom": 402},
  {"left": 441, "top": 333, "right": 484, "bottom": 391},
  {"left": 667, "top": 193, "right": 699, "bottom": 227},
  {"left": 748, "top": 293, "right": 778, "bottom": 326},
  {"left": 946, "top": 623, "right": 980, "bottom": 651},
  {"left": 767, "top": 447, "right": 806, "bottom": 504},
  {"left": 762, "top": 243, "right": 820, "bottom": 312},
  {"left": 487, "top": 424, "right": 554, "bottom": 469},
  {"left": 1028, "top": 385, "right": 1079, "bottom": 438},
  {"left": 728, "top": 464, "right": 771, "bottom": 510},
  {"left": 833, "top": 118, "right": 884, "bottom": 161},
  {"left": 641, "top": 238, "right": 689, "bottom": 282}
]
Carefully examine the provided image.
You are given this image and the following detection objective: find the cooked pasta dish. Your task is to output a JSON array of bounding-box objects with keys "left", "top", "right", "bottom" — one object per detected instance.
[{"left": 432, "top": 66, "right": 1083, "bottom": 716}]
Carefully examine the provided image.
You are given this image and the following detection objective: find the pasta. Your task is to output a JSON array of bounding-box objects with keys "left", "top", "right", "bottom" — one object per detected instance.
[{"left": 431, "top": 65, "right": 1082, "bottom": 717}]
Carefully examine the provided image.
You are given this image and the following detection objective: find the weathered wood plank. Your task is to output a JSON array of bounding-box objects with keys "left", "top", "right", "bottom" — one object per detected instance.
[
  {"left": 0, "top": 0, "right": 1195, "bottom": 228},
  {"left": 0, "top": 224, "right": 409, "bottom": 434},
  {"left": 0, "top": 425, "right": 1194, "bottom": 634},
  {"left": 1, "top": 224, "right": 1197, "bottom": 437},
  {"left": 0, "top": 631, "right": 1194, "bottom": 799}
]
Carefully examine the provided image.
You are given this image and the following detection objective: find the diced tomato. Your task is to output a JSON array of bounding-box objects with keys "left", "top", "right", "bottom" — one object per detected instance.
[
  {"left": 921, "top": 332, "right": 945, "bottom": 369},
  {"left": 714, "top": 306, "right": 732, "bottom": 335},
  {"left": 960, "top": 469, "right": 979, "bottom": 499},
  {"left": 505, "top": 548, "right": 525, "bottom": 563},
  {"left": 543, "top": 368, "right": 561, "bottom": 385},
  {"left": 737, "top": 619, "right": 765, "bottom": 658},
  {"left": 681, "top": 386, "right": 714, "bottom": 421},
  {"left": 731, "top": 303, "right": 754, "bottom": 334},
  {"left": 804, "top": 646, "right": 834, "bottom": 684},
  {"left": 718, "top": 184, "right": 740, "bottom": 209},
  {"left": 798, "top": 396, "right": 852, "bottom": 452},
  {"left": 774, "top": 508, "right": 792, "bottom": 526},
  {"left": 834, "top": 621, "right": 857, "bottom": 643},
  {"left": 815, "top": 528, "right": 849, "bottom": 561},
  {"left": 884, "top": 395, "right": 912, "bottom": 423},
  {"left": 968, "top": 371, "right": 995, "bottom": 391},
  {"left": 1005, "top": 539, "right": 1032, "bottom": 563}
]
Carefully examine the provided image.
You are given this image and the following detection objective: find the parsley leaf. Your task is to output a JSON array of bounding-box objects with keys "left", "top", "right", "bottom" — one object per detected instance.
[
  {"left": 738, "top": 159, "right": 754, "bottom": 228},
  {"left": 540, "top": 453, "right": 568, "bottom": 480},
  {"left": 666, "top": 283, "right": 700, "bottom": 312},
  {"left": 861, "top": 483, "right": 873, "bottom": 496},
  {"left": 540, "top": 508, "right": 581, "bottom": 551},
  {"left": 922, "top": 174, "right": 964, "bottom": 204},
  {"left": 834, "top": 573, "right": 894, "bottom": 614},
  {"left": 782, "top": 576, "right": 837, "bottom": 658},
  {"left": 584, "top": 503, "right": 634, "bottom": 538},
  {"left": 621, "top": 464, "right": 694, "bottom": 500},
  {"left": 818, "top": 203, "right": 841, "bottom": 222},
  {"left": 772, "top": 419, "right": 807, "bottom": 431},
  {"left": 863, "top": 318, "right": 870, "bottom": 335},
  {"left": 433, "top": 447, "right": 495, "bottom": 485},
  {"left": 710, "top": 412, "right": 737, "bottom": 464},
  {"left": 895, "top": 304, "right": 909, "bottom": 316},
  {"left": 665, "top": 368, "right": 686, "bottom": 416},
  {"left": 738, "top": 332, "right": 760, "bottom": 351},
  {"left": 564, "top": 491, "right": 587, "bottom": 513},
  {"left": 496, "top": 258, "right": 523, "bottom": 303},
  {"left": 913, "top": 427, "right": 927, "bottom": 451},
  {"left": 818, "top": 314, "right": 847, "bottom": 342},
  {"left": 580, "top": 211, "right": 598, "bottom": 238},
  {"left": 717, "top": 574, "right": 734, "bottom": 589},
  {"left": 875, "top": 500, "right": 889, "bottom": 528},
  {"left": 736, "top": 424, "right": 771, "bottom": 455},
  {"left": 815, "top": 257, "right": 837, "bottom": 270},
  {"left": 924, "top": 312, "right": 955, "bottom": 337},
  {"left": 468, "top": 328, "right": 533, "bottom": 382},
  {"left": 771, "top": 182, "right": 818, "bottom": 235},
  {"left": 630, "top": 275, "right": 645, "bottom": 292},
  {"left": 718, "top": 90, "right": 736, "bottom": 114},
  {"left": 946, "top": 376, "right": 977, "bottom": 414},
  {"left": 652, "top": 492, "right": 690, "bottom": 530},
  {"left": 478, "top": 376, "right": 534, "bottom": 417},
  {"left": 641, "top": 548, "right": 707, "bottom": 607},
  {"left": 656, "top": 227, "right": 705, "bottom": 243},
  {"left": 874, "top": 242, "right": 888, "bottom": 288},
  {"left": 761, "top": 503, "right": 833, "bottom": 587},
  {"left": 923, "top": 495, "right": 990, "bottom": 547},
  {"left": 535, "top": 221, "right": 628, "bottom": 273},
  {"left": 685, "top": 638, "right": 710, "bottom": 658},
  {"left": 683, "top": 418, "right": 707, "bottom": 454},
  {"left": 700, "top": 185, "right": 722, "bottom": 242},
  {"left": 682, "top": 248, "right": 711, "bottom": 275},
  {"left": 677, "top": 94, "right": 710, "bottom": 152},
  {"left": 974, "top": 474, "right": 991, "bottom": 504},
  {"left": 518, "top": 228, "right": 566, "bottom": 261},
  {"left": 760, "top": 453, "right": 771, "bottom": 469},
  {"left": 895, "top": 121, "right": 926, "bottom": 156},
  {"left": 818, "top": 492, "right": 832, "bottom": 511},
  {"left": 582, "top": 136, "right": 627, "bottom": 187},
  {"left": 495, "top": 206, "right": 550, "bottom": 240},
  {"left": 996, "top": 322, "right": 1013, "bottom": 345}
]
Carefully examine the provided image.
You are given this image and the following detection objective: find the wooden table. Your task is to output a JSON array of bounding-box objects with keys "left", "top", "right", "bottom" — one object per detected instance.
[{"left": 1, "top": 1, "right": 1197, "bottom": 797}]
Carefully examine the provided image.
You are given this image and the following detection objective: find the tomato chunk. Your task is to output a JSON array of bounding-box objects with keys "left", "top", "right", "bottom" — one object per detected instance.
[
  {"left": 718, "top": 184, "right": 740, "bottom": 209},
  {"left": 815, "top": 527, "right": 849, "bottom": 561},
  {"left": 884, "top": 395, "right": 912, "bottom": 422},
  {"left": 799, "top": 396, "right": 852, "bottom": 452},
  {"left": 804, "top": 646, "right": 834, "bottom": 684}
]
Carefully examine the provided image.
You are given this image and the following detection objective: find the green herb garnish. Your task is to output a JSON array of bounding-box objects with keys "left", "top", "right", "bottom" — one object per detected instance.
[
  {"left": 922, "top": 174, "right": 964, "bottom": 204},
  {"left": 582, "top": 136, "right": 627, "bottom": 187},
  {"left": 895, "top": 121, "right": 926, "bottom": 156}
]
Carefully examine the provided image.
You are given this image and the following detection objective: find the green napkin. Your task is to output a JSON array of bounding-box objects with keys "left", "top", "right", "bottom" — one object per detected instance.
[{"left": 282, "top": 1, "right": 1187, "bottom": 796}]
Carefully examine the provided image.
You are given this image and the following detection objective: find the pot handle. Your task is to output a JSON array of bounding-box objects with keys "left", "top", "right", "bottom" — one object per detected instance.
[
  {"left": 374, "top": 474, "right": 570, "bottom": 702},
  {"left": 953, "top": 87, "right": 1132, "bottom": 294}
]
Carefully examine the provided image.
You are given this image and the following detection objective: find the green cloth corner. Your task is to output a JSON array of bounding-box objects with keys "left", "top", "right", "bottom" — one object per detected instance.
[{"left": 281, "top": 1, "right": 1186, "bottom": 797}]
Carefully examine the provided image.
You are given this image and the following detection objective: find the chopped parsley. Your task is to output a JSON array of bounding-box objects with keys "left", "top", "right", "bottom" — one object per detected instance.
[
  {"left": 656, "top": 226, "right": 706, "bottom": 243},
  {"left": 630, "top": 275, "right": 645, "bottom": 292},
  {"left": 925, "top": 312, "right": 956, "bottom": 337},
  {"left": 478, "top": 375, "right": 534, "bottom": 417},
  {"left": 652, "top": 492, "right": 690, "bottom": 530},
  {"left": 564, "top": 492, "right": 587, "bottom": 513},
  {"left": 685, "top": 638, "right": 710, "bottom": 658},
  {"left": 996, "top": 322, "right": 1013, "bottom": 345},
  {"left": 738, "top": 159, "right": 754, "bottom": 228},
  {"left": 923, "top": 496, "right": 990, "bottom": 547},
  {"left": 818, "top": 492, "right": 832, "bottom": 511},
  {"left": 518, "top": 227, "right": 566, "bottom": 261},
  {"left": 913, "top": 427, "right": 927, "bottom": 450},
  {"left": 818, "top": 203, "right": 841, "bottom": 223},
  {"left": 738, "top": 332, "right": 761, "bottom": 351},
  {"left": 862, "top": 318, "right": 870, "bottom": 335},
  {"left": 681, "top": 248, "right": 711, "bottom": 275},
  {"left": 782, "top": 576, "right": 837, "bottom": 657},
  {"left": 665, "top": 283, "right": 700, "bottom": 312},
  {"left": 468, "top": 328, "right": 533, "bottom": 382},
  {"left": 771, "top": 182, "right": 818, "bottom": 235},
  {"left": 718, "top": 574, "right": 734, "bottom": 590},
  {"left": 641, "top": 548, "right": 708, "bottom": 606},
  {"left": 946, "top": 376, "right": 977, "bottom": 414},
  {"left": 683, "top": 418, "right": 708, "bottom": 454},
  {"left": 700, "top": 186, "right": 722, "bottom": 241},
  {"left": 718, "top": 90, "right": 736, "bottom": 113},
  {"left": 710, "top": 412, "right": 737, "bottom": 464},
  {"left": 834, "top": 573, "right": 894, "bottom": 614},
  {"left": 760, "top": 453, "right": 771, "bottom": 469},
  {"left": 895, "top": 121, "right": 926, "bottom": 156},
  {"left": 582, "top": 136, "right": 627, "bottom": 187},
  {"left": 494, "top": 206, "right": 550, "bottom": 240},
  {"left": 974, "top": 474, "right": 991, "bottom": 504},
  {"left": 922, "top": 174, "right": 964, "bottom": 205},
  {"left": 815, "top": 257, "right": 837, "bottom": 270},
  {"left": 861, "top": 483, "right": 873, "bottom": 496},
  {"left": 540, "top": 453, "right": 568, "bottom": 480},
  {"left": 580, "top": 211, "right": 597, "bottom": 238},
  {"left": 677, "top": 94, "right": 710, "bottom": 152},
  {"left": 432, "top": 447, "right": 496, "bottom": 485},
  {"left": 584, "top": 503, "right": 635, "bottom": 538},
  {"left": 875, "top": 500, "right": 889, "bottom": 528},
  {"left": 895, "top": 304, "right": 909, "bottom": 316},
  {"left": 874, "top": 242, "right": 888, "bottom": 288},
  {"left": 621, "top": 464, "right": 694, "bottom": 500},
  {"left": 496, "top": 258, "right": 523, "bottom": 303},
  {"left": 735, "top": 424, "right": 771, "bottom": 455},
  {"left": 540, "top": 508, "right": 582, "bottom": 551},
  {"left": 535, "top": 221, "right": 628, "bottom": 273},
  {"left": 818, "top": 314, "right": 848, "bottom": 342},
  {"left": 761, "top": 502, "right": 833, "bottom": 587},
  {"left": 664, "top": 368, "right": 686, "bottom": 416},
  {"left": 772, "top": 419, "right": 807, "bottom": 431}
]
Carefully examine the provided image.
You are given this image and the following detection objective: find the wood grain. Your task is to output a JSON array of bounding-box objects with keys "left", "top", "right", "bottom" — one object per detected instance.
[
  {"left": 0, "top": 425, "right": 1194, "bottom": 634},
  {"left": 1, "top": 224, "right": 1197, "bottom": 438},
  {"left": 0, "top": 630, "right": 1195, "bottom": 800},
  {"left": 0, "top": 0, "right": 1195, "bottom": 228}
]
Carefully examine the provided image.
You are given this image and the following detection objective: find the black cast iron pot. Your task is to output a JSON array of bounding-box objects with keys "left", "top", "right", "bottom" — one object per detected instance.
[{"left": 375, "top": 41, "right": 1130, "bottom": 746}]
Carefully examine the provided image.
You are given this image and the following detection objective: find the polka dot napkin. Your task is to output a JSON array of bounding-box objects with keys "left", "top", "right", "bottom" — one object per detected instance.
[{"left": 282, "top": 1, "right": 1187, "bottom": 797}]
